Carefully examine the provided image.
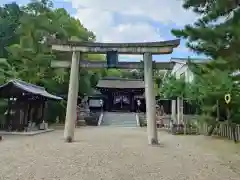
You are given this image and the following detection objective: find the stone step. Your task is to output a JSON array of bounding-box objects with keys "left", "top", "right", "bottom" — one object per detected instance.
[
  {"left": 101, "top": 122, "right": 136, "bottom": 125},
  {"left": 103, "top": 120, "right": 136, "bottom": 122},
  {"left": 101, "top": 124, "right": 137, "bottom": 127},
  {"left": 101, "top": 112, "right": 137, "bottom": 127},
  {"left": 103, "top": 120, "right": 136, "bottom": 123},
  {"left": 102, "top": 123, "right": 137, "bottom": 125}
]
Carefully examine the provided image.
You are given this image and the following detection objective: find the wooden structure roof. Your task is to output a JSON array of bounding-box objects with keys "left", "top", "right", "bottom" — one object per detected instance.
[
  {"left": 0, "top": 79, "right": 62, "bottom": 100},
  {"left": 97, "top": 78, "right": 144, "bottom": 89}
]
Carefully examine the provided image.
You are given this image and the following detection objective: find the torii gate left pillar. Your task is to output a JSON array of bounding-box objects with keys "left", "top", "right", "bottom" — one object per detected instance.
[
  {"left": 143, "top": 53, "right": 158, "bottom": 144},
  {"left": 50, "top": 39, "right": 180, "bottom": 144}
]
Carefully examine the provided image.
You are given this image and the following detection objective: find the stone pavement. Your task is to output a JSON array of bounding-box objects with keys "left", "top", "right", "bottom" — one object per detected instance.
[{"left": 0, "top": 127, "right": 240, "bottom": 180}]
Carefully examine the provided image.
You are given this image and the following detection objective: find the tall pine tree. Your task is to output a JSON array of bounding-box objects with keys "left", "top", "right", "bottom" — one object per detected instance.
[
  {"left": 172, "top": 0, "right": 240, "bottom": 71},
  {"left": 171, "top": 1, "right": 240, "bottom": 140}
]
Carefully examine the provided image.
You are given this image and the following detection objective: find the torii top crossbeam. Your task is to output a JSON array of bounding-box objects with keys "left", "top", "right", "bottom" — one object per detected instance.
[{"left": 48, "top": 39, "right": 180, "bottom": 54}]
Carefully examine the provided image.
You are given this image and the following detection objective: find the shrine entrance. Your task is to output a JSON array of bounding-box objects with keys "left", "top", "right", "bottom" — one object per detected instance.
[
  {"left": 96, "top": 78, "right": 145, "bottom": 112},
  {"left": 49, "top": 38, "right": 180, "bottom": 144},
  {"left": 112, "top": 93, "right": 130, "bottom": 112}
]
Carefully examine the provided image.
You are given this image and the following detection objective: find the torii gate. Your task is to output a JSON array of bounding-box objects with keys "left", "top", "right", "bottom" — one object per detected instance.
[{"left": 49, "top": 39, "right": 180, "bottom": 145}]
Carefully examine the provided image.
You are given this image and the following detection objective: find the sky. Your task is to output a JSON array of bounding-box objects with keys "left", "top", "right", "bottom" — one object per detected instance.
[{"left": 1, "top": 0, "right": 207, "bottom": 62}]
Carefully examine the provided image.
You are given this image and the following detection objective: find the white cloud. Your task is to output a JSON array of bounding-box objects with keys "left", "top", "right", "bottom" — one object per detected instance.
[
  {"left": 67, "top": 0, "right": 196, "bottom": 41},
  {"left": 74, "top": 7, "right": 163, "bottom": 43},
  {"left": 177, "top": 46, "right": 192, "bottom": 54},
  {"left": 69, "top": 0, "right": 195, "bottom": 26},
  {"left": 65, "top": 0, "right": 197, "bottom": 60}
]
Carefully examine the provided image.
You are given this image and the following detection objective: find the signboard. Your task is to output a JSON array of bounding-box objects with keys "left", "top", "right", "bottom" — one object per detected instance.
[
  {"left": 107, "top": 51, "right": 118, "bottom": 68},
  {"left": 89, "top": 99, "right": 102, "bottom": 107}
]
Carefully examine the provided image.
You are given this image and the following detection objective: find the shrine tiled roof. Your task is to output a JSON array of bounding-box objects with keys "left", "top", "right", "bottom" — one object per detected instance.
[
  {"left": 97, "top": 78, "right": 144, "bottom": 89},
  {"left": 0, "top": 79, "right": 62, "bottom": 100}
]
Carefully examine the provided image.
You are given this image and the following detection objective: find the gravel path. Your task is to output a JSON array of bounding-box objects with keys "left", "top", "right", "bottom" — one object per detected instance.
[{"left": 0, "top": 127, "right": 240, "bottom": 180}]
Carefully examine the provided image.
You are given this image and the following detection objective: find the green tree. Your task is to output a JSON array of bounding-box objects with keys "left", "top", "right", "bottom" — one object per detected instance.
[
  {"left": 171, "top": 1, "right": 240, "bottom": 141},
  {"left": 0, "top": 0, "right": 104, "bottom": 123},
  {"left": 172, "top": 0, "right": 240, "bottom": 71},
  {"left": 160, "top": 75, "right": 185, "bottom": 99},
  {"left": 0, "top": 2, "right": 22, "bottom": 58}
]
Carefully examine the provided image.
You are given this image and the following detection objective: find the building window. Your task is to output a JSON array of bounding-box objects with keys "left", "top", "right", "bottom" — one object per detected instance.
[{"left": 180, "top": 73, "right": 185, "bottom": 80}]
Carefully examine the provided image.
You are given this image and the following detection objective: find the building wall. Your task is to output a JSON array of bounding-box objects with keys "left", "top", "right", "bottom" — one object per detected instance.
[{"left": 171, "top": 61, "right": 194, "bottom": 83}]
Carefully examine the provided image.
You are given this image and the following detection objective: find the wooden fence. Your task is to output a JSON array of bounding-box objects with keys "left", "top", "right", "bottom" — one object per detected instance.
[
  {"left": 126, "top": 113, "right": 240, "bottom": 141},
  {"left": 198, "top": 123, "right": 240, "bottom": 141}
]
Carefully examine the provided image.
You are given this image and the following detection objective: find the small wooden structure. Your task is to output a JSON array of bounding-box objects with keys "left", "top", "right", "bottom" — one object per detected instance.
[{"left": 0, "top": 79, "right": 62, "bottom": 132}]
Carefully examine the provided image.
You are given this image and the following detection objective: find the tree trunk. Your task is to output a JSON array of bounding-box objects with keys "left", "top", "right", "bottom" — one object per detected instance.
[
  {"left": 207, "top": 100, "right": 220, "bottom": 136},
  {"left": 207, "top": 124, "right": 215, "bottom": 136},
  {"left": 184, "top": 119, "right": 187, "bottom": 135},
  {"left": 231, "top": 124, "right": 237, "bottom": 143},
  {"left": 225, "top": 105, "right": 236, "bottom": 143}
]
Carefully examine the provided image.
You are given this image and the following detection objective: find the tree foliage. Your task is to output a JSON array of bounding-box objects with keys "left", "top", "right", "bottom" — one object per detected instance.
[
  {"left": 1, "top": 0, "right": 160, "bottom": 122},
  {"left": 165, "top": 0, "right": 240, "bottom": 139},
  {"left": 160, "top": 75, "right": 185, "bottom": 99},
  {"left": 0, "top": 0, "right": 104, "bottom": 122}
]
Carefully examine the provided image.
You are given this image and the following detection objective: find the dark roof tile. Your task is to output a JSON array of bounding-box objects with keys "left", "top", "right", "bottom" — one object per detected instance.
[{"left": 0, "top": 79, "right": 62, "bottom": 100}]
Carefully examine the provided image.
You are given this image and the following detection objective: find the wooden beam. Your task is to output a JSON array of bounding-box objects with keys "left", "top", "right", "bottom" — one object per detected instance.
[
  {"left": 51, "top": 60, "right": 175, "bottom": 70},
  {"left": 49, "top": 39, "right": 180, "bottom": 54}
]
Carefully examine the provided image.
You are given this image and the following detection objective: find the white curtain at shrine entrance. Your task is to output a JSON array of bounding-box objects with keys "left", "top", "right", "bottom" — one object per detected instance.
[
  {"left": 113, "top": 92, "right": 130, "bottom": 105},
  {"left": 112, "top": 92, "right": 131, "bottom": 111}
]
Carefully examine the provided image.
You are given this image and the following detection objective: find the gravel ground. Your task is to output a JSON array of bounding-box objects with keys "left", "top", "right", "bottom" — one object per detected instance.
[{"left": 0, "top": 127, "right": 240, "bottom": 180}]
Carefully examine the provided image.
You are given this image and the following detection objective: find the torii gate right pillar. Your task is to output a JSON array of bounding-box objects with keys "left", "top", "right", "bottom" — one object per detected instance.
[{"left": 143, "top": 53, "right": 158, "bottom": 144}]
